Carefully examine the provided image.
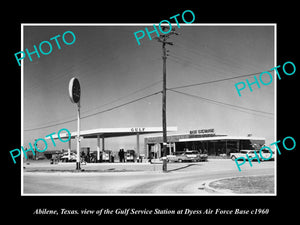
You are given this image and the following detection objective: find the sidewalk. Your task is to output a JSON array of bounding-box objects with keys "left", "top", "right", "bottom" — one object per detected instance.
[
  {"left": 23, "top": 158, "right": 274, "bottom": 173},
  {"left": 23, "top": 160, "right": 203, "bottom": 173}
]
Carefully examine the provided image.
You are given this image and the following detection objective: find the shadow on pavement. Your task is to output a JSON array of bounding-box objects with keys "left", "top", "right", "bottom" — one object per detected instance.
[{"left": 167, "top": 163, "right": 200, "bottom": 172}]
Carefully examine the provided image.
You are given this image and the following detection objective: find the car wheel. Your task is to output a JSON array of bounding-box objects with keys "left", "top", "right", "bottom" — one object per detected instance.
[
  {"left": 231, "top": 156, "right": 236, "bottom": 161},
  {"left": 178, "top": 159, "right": 182, "bottom": 163}
]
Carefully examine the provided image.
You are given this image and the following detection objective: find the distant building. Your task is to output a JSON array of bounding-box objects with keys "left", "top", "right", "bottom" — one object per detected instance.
[{"left": 144, "top": 129, "right": 265, "bottom": 159}]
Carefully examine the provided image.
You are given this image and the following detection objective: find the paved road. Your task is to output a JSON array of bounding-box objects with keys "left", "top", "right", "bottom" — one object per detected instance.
[{"left": 23, "top": 160, "right": 275, "bottom": 195}]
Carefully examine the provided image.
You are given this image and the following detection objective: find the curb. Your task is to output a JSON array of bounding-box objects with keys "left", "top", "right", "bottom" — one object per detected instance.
[
  {"left": 202, "top": 174, "right": 274, "bottom": 194},
  {"left": 202, "top": 178, "right": 233, "bottom": 194}
]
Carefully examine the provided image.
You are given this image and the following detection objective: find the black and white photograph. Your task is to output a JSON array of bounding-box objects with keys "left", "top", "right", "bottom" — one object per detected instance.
[
  {"left": 21, "top": 24, "right": 276, "bottom": 195},
  {"left": 4, "top": 5, "right": 298, "bottom": 221}
]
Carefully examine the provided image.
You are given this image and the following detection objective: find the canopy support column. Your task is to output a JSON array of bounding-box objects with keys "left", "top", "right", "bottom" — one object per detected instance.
[
  {"left": 136, "top": 132, "right": 140, "bottom": 157},
  {"left": 97, "top": 135, "right": 100, "bottom": 162},
  {"left": 102, "top": 136, "right": 105, "bottom": 151},
  {"left": 68, "top": 139, "right": 71, "bottom": 161}
]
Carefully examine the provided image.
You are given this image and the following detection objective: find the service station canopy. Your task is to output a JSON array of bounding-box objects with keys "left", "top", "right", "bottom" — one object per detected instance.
[{"left": 49, "top": 127, "right": 178, "bottom": 140}]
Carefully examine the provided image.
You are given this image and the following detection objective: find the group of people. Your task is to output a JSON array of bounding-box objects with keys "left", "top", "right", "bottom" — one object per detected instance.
[{"left": 118, "top": 149, "right": 126, "bottom": 162}]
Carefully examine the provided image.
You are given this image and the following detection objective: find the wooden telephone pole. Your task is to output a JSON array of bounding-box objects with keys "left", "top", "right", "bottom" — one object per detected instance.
[{"left": 155, "top": 27, "right": 178, "bottom": 172}]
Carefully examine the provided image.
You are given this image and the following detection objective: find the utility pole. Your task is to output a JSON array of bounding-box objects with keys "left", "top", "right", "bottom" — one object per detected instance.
[{"left": 155, "top": 27, "right": 178, "bottom": 172}]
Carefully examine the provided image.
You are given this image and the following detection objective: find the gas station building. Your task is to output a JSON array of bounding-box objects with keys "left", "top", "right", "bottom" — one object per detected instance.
[
  {"left": 144, "top": 129, "right": 265, "bottom": 159},
  {"left": 48, "top": 126, "right": 178, "bottom": 161}
]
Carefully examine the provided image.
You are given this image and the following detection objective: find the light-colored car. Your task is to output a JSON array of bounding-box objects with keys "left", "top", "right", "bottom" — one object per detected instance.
[
  {"left": 184, "top": 150, "right": 208, "bottom": 162},
  {"left": 60, "top": 152, "right": 77, "bottom": 162},
  {"left": 260, "top": 149, "right": 275, "bottom": 161},
  {"left": 161, "top": 154, "right": 181, "bottom": 162},
  {"left": 161, "top": 150, "right": 207, "bottom": 163},
  {"left": 230, "top": 149, "right": 274, "bottom": 161}
]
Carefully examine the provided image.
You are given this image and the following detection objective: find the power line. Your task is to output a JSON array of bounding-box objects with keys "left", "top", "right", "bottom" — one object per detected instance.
[
  {"left": 80, "top": 91, "right": 162, "bottom": 120},
  {"left": 24, "top": 91, "right": 162, "bottom": 132},
  {"left": 168, "top": 89, "right": 274, "bottom": 117},
  {"left": 168, "top": 71, "right": 271, "bottom": 90},
  {"left": 24, "top": 118, "right": 77, "bottom": 132},
  {"left": 174, "top": 35, "right": 266, "bottom": 74},
  {"left": 168, "top": 54, "right": 230, "bottom": 79},
  {"left": 25, "top": 79, "right": 162, "bottom": 131},
  {"left": 80, "top": 79, "right": 162, "bottom": 115}
]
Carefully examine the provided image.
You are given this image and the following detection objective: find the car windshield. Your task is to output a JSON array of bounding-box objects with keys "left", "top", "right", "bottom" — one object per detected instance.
[
  {"left": 261, "top": 149, "right": 271, "bottom": 153},
  {"left": 240, "top": 150, "right": 252, "bottom": 154},
  {"left": 175, "top": 152, "right": 184, "bottom": 155},
  {"left": 186, "top": 151, "right": 198, "bottom": 154}
]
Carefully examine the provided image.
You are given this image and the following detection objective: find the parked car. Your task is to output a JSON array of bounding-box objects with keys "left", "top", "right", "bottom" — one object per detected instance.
[
  {"left": 60, "top": 152, "right": 77, "bottom": 162},
  {"left": 260, "top": 149, "right": 275, "bottom": 161},
  {"left": 230, "top": 150, "right": 256, "bottom": 160},
  {"left": 36, "top": 155, "right": 46, "bottom": 160},
  {"left": 161, "top": 150, "right": 207, "bottom": 163},
  {"left": 199, "top": 153, "right": 208, "bottom": 161},
  {"left": 184, "top": 150, "right": 202, "bottom": 162},
  {"left": 161, "top": 154, "right": 181, "bottom": 163},
  {"left": 230, "top": 149, "right": 274, "bottom": 161}
]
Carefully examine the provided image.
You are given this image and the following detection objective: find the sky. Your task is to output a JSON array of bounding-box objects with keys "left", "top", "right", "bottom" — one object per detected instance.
[{"left": 23, "top": 24, "right": 275, "bottom": 153}]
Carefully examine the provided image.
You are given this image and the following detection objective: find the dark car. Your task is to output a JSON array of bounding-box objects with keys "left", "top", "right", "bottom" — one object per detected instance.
[{"left": 198, "top": 153, "right": 208, "bottom": 162}]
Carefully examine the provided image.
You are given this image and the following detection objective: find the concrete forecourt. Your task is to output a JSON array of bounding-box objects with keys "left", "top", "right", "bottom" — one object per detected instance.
[{"left": 23, "top": 159, "right": 274, "bottom": 195}]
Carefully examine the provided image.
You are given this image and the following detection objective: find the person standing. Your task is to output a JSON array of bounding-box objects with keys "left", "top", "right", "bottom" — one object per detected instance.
[
  {"left": 121, "top": 149, "right": 125, "bottom": 162},
  {"left": 118, "top": 149, "right": 121, "bottom": 163}
]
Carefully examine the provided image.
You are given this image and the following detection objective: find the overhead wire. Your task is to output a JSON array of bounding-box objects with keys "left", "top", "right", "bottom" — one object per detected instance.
[
  {"left": 174, "top": 34, "right": 268, "bottom": 74},
  {"left": 168, "top": 71, "right": 270, "bottom": 90},
  {"left": 80, "top": 91, "right": 162, "bottom": 120},
  {"left": 26, "top": 26, "right": 145, "bottom": 91},
  {"left": 80, "top": 79, "right": 162, "bottom": 114},
  {"left": 168, "top": 89, "right": 274, "bottom": 118},
  {"left": 24, "top": 68, "right": 274, "bottom": 131},
  {"left": 168, "top": 54, "right": 231, "bottom": 79},
  {"left": 24, "top": 90, "right": 162, "bottom": 132},
  {"left": 24, "top": 27, "right": 275, "bottom": 132}
]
